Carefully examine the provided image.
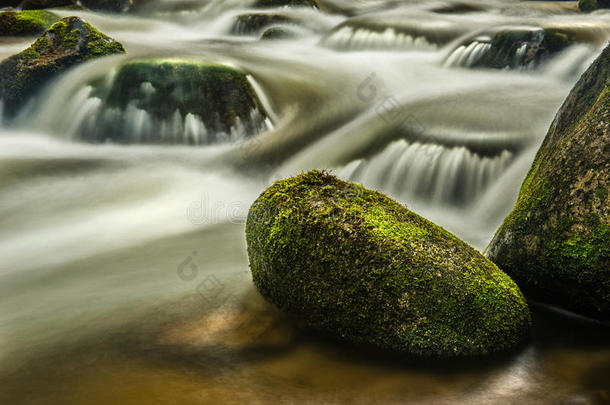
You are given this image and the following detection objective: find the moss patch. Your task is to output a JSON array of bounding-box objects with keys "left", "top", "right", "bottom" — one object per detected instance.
[
  {"left": 0, "top": 16, "right": 125, "bottom": 118},
  {"left": 246, "top": 170, "right": 531, "bottom": 357},
  {"left": 0, "top": 10, "right": 59, "bottom": 36}
]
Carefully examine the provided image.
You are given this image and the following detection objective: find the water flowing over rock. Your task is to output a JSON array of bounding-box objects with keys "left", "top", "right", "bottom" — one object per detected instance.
[
  {"left": 260, "top": 26, "right": 297, "bottom": 40},
  {"left": 0, "top": 10, "right": 59, "bottom": 36},
  {"left": 246, "top": 170, "right": 531, "bottom": 357},
  {"left": 232, "top": 13, "right": 294, "bottom": 35},
  {"left": 337, "top": 140, "right": 513, "bottom": 207},
  {"left": 444, "top": 26, "right": 579, "bottom": 70},
  {"left": 73, "top": 59, "right": 272, "bottom": 145},
  {"left": 322, "top": 13, "right": 470, "bottom": 51},
  {"left": 486, "top": 45, "right": 610, "bottom": 321},
  {"left": 0, "top": 16, "right": 125, "bottom": 118}
]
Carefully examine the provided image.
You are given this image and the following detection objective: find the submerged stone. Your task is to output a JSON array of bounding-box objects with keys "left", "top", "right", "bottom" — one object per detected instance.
[
  {"left": 79, "top": 59, "right": 270, "bottom": 145},
  {"left": 260, "top": 26, "right": 297, "bottom": 40},
  {"left": 0, "top": 10, "right": 59, "bottom": 36},
  {"left": 486, "top": 45, "right": 610, "bottom": 321},
  {"left": 232, "top": 13, "right": 294, "bottom": 35},
  {"left": 0, "top": 16, "right": 125, "bottom": 117},
  {"left": 579, "top": 0, "right": 610, "bottom": 12},
  {"left": 246, "top": 170, "right": 531, "bottom": 357},
  {"left": 254, "top": 0, "right": 318, "bottom": 9}
]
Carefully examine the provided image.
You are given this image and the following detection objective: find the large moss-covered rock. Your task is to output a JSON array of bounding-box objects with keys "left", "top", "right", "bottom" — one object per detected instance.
[
  {"left": 79, "top": 59, "right": 270, "bottom": 144},
  {"left": 486, "top": 45, "right": 610, "bottom": 321},
  {"left": 0, "top": 17, "right": 124, "bottom": 117},
  {"left": 0, "top": 10, "right": 59, "bottom": 36},
  {"left": 246, "top": 171, "right": 531, "bottom": 357}
]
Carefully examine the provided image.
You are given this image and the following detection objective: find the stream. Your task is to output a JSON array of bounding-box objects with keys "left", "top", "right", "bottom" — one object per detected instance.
[{"left": 1, "top": 0, "right": 609, "bottom": 403}]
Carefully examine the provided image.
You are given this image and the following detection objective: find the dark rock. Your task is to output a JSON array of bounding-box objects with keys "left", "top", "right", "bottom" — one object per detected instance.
[
  {"left": 0, "top": 16, "right": 125, "bottom": 117},
  {"left": 232, "top": 13, "right": 294, "bottom": 35},
  {"left": 579, "top": 0, "right": 610, "bottom": 12},
  {"left": 79, "top": 59, "right": 270, "bottom": 145},
  {"left": 486, "top": 45, "right": 610, "bottom": 321},
  {"left": 80, "top": 0, "right": 133, "bottom": 13},
  {"left": 260, "top": 26, "right": 297, "bottom": 40},
  {"left": 19, "top": 0, "right": 75, "bottom": 10},
  {"left": 444, "top": 26, "right": 578, "bottom": 70}
]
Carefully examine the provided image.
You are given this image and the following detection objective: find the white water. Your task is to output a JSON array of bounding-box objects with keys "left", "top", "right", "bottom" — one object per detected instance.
[{"left": 1, "top": 1, "right": 609, "bottom": 403}]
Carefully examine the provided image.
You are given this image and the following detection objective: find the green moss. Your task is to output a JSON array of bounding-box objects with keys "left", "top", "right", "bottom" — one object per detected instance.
[
  {"left": 246, "top": 170, "right": 531, "bottom": 357},
  {"left": 0, "top": 16, "right": 125, "bottom": 118},
  {"left": 486, "top": 45, "right": 610, "bottom": 320},
  {"left": 0, "top": 10, "right": 59, "bottom": 36},
  {"left": 542, "top": 29, "right": 575, "bottom": 53}
]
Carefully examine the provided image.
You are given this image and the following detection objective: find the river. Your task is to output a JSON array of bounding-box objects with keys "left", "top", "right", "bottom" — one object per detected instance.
[{"left": 1, "top": 0, "right": 609, "bottom": 403}]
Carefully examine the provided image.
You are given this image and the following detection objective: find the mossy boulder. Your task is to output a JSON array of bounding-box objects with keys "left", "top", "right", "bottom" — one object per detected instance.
[
  {"left": 0, "top": 16, "right": 125, "bottom": 118},
  {"left": 486, "top": 45, "right": 610, "bottom": 321},
  {"left": 0, "top": 10, "right": 59, "bottom": 36},
  {"left": 80, "top": 59, "right": 269, "bottom": 144},
  {"left": 254, "top": 0, "right": 318, "bottom": 8},
  {"left": 246, "top": 171, "right": 531, "bottom": 357}
]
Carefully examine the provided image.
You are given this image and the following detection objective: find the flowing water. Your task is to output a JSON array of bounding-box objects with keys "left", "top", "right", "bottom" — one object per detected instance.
[{"left": 1, "top": 0, "right": 609, "bottom": 403}]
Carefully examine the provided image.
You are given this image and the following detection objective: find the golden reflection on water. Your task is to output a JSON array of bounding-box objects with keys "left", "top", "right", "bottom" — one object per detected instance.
[{"left": 2, "top": 293, "right": 609, "bottom": 405}]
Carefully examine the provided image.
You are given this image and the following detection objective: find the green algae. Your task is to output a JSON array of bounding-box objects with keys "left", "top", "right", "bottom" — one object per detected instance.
[{"left": 0, "top": 10, "right": 59, "bottom": 36}]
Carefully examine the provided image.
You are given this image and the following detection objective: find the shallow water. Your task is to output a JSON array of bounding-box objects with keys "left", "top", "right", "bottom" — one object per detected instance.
[{"left": 1, "top": 0, "right": 609, "bottom": 403}]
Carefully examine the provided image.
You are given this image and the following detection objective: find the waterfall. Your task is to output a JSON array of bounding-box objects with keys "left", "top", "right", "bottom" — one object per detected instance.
[
  {"left": 323, "top": 26, "right": 436, "bottom": 51},
  {"left": 336, "top": 139, "right": 513, "bottom": 206},
  {"left": 443, "top": 37, "right": 492, "bottom": 68}
]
